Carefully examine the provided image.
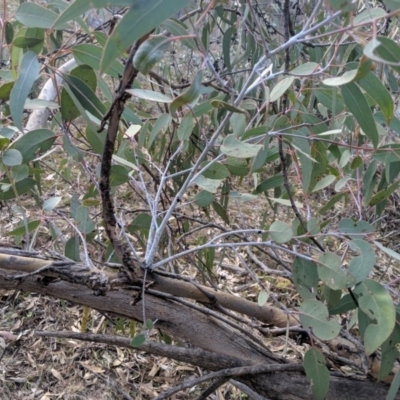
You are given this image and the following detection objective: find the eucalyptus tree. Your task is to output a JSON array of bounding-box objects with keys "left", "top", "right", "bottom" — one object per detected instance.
[{"left": 1, "top": 0, "right": 400, "bottom": 398}]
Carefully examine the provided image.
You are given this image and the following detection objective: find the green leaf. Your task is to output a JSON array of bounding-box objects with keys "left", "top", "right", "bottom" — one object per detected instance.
[
  {"left": 348, "top": 240, "right": 376, "bottom": 283},
  {"left": 364, "top": 37, "right": 400, "bottom": 67},
  {"left": 193, "top": 175, "right": 222, "bottom": 194},
  {"left": 253, "top": 175, "right": 283, "bottom": 194},
  {"left": 16, "top": 3, "right": 61, "bottom": 29},
  {"left": 100, "top": 0, "right": 194, "bottom": 74},
  {"left": 75, "top": 206, "right": 95, "bottom": 234},
  {"left": 223, "top": 26, "right": 234, "bottom": 72},
  {"left": 386, "top": 370, "right": 400, "bottom": 400},
  {"left": 225, "top": 157, "right": 249, "bottom": 177},
  {"left": 338, "top": 219, "right": 375, "bottom": 239},
  {"left": 52, "top": 0, "right": 134, "bottom": 29},
  {"left": 358, "top": 71, "right": 394, "bottom": 124},
  {"left": 43, "top": 196, "right": 62, "bottom": 212},
  {"left": 251, "top": 136, "right": 269, "bottom": 173},
  {"left": 328, "top": 293, "right": 357, "bottom": 315},
  {"left": 24, "top": 99, "right": 59, "bottom": 110},
  {"left": 201, "top": 162, "right": 230, "bottom": 180},
  {"left": 292, "top": 258, "right": 319, "bottom": 300},
  {"left": 128, "top": 214, "right": 152, "bottom": 233},
  {"left": 341, "top": 82, "right": 379, "bottom": 148},
  {"left": 290, "top": 62, "right": 318, "bottom": 76},
  {"left": 131, "top": 333, "right": 146, "bottom": 347},
  {"left": 318, "top": 192, "right": 346, "bottom": 214},
  {"left": 170, "top": 70, "right": 203, "bottom": 114},
  {"left": 161, "top": 19, "right": 196, "bottom": 50},
  {"left": 318, "top": 252, "right": 350, "bottom": 290},
  {"left": 0, "top": 81, "right": 15, "bottom": 101},
  {"left": 11, "top": 164, "right": 29, "bottom": 182},
  {"left": 72, "top": 44, "right": 124, "bottom": 78},
  {"left": 267, "top": 197, "right": 303, "bottom": 208},
  {"left": 258, "top": 290, "right": 269, "bottom": 306},
  {"left": 0, "top": 178, "right": 36, "bottom": 200},
  {"left": 307, "top": 218, "right": 320, "bottom": 235},
  {"left": 177, "top": 114, "right": 194, "bottom": 141},
  {"left": 10, "top": 51, "right": 40, "bottom": 130},
  {"left": 61, "top": 65, "right": 97, "bottom": 122},
  {"left": 145, "top": 318, "right": 154, "bottom": 330},
  {"left": 328, "top": 0, "right": 352, "bottom": 11},
  {"left": 148, "top": 114, "right": 172, "bottom": 148},
  {"left": 211, "top": 201, "right": 229, "bottom": 225},
  {"left": 379, "top": 323, "right": 400, "bottom": 381},
  {"left": 62, "top": 73, "right": 105, "bottom": 121},
  {"left": 133, "top": 36, "right": 170, "bottom": 75},
  {"left": 354, "top": 280, "right": 396, "bottom": 355},
  {"left": 315, "top": 88, "right": 345, "bottom": 114},
  {"left": 5, "top": 21, "right": 13, "bottom": 45},
  {"left": 374, "top": 241, "right": 400, "bottom": 262},
  {"left": 304, "top": 348, "right": 330, "bottom": 400},
  {"left": 369, "top": 181, "right": 400, "bottom": 207},
  {"left": 269, "top": 221, "right": 293, "bottom": 244},
  {"left": 323, "top": 69, "right": 359, "bottom": 86},
  {"left": 194, "top": 190, "right": 214, "bottom": 207},
  {"left": 299, "top": 299, "right": 341, "bottom": 340},
  {"left": 110, "top": 165, "right": 129, "bottom": 187},
  {"left": 210, "top": 100, "right": 247, "bottom": 114},
  {"left": 2, "top": 149, "right": 23, "bottom": 166},
  {"left": 353, "top": 8, "right": 387, "bottom": 25},
  {"left": 6, "top": 219, "right": 41, "bottom": 237},
  {"left": 270, "top": 77, "right": 294, "bottom": 102},
  {"left": 13, "top": 27, "right": 44, "bottom": 49},
  {"left": 127, "top": 89, "right": 172, "bottom": 103},
  {"left": 312, "top": 175, "right": 336, "bottom": 192},
  {"left": 10, "top": 129, "right": 56, "bottom": 163},
  {"left": 220, "top": 135, "right": 262, "bottom": 158},
  {"left": 65, "top": 235, "right": 81, "bottom": 262},
  {"left": 229, "top": 191, "right": 258, "bottom": 203}
]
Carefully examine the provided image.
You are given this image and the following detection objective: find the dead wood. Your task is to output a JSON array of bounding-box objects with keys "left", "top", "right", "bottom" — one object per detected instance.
[{"left": 0, "top": 249, "right": 398, "bottom": 399}]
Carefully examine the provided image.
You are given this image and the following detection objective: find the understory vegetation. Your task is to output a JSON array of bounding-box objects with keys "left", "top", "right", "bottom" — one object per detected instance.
[{"left": 2, "top": 0, "right": 400, "bottom": 399}]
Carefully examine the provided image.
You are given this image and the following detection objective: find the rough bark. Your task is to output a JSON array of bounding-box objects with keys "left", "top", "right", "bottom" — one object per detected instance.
[{"left": 0, "top": 250, "right": 397, "bottom": 400}]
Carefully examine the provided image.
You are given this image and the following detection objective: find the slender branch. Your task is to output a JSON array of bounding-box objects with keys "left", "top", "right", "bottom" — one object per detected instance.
[
  {"left": 99, "top": 32, "right": 152, "bottom": 280},
  {"left": 153, "top": 363, "right": 303, "bottom": 400}
]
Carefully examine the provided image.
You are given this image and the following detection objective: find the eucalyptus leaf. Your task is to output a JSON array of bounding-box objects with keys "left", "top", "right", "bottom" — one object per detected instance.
[
  {"left": 10, "top": 51, "right": 40, "bottom": 130},
  {"left": 299, "top": 299, "right": 341, "bottom": 340},
  {"left": 354, "top": 280, "right": 396, "bottom": 355}
]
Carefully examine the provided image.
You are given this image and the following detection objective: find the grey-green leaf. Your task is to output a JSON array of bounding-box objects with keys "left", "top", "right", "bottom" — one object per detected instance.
[
  {"left": 292, "top": 258, "right": 319, "bottom": 300},
  {"left": 100, "top": 0, "right": 194, "bottom": 74},
  {"left": 348, "top": 239, "right": 376, "bottom": 283},
  {"left": 133, "top": 36, "right": 170, "bottom": 75},
  {"left": 354, "top": 280, "right": 395, "bottom": 355},
  {"left": 299, "top": 299, "right": 341, "bottom": 340},
  {"left": 16, "top": 3, "right": 61, "bottom": 29},
  {"left": 10, "top": 51, "right": 40, "bottom": 130},
  {"left": 269, "top": 221, "right": 293, "bottom": 243},
  {"left": 341, "top": 82, "right": 379, "bottom": 148},
  {"left": 2, "top": 149, "right": 23, "bottom": 166},
  {"left": 220, "top": 135, "right": 262, "bottom": 158},
  {"left": 318, "top": 252, "right": 350, "bottom": 290},
  {"left": 304, "top": 348, "right": 330, "bottom": 400}
]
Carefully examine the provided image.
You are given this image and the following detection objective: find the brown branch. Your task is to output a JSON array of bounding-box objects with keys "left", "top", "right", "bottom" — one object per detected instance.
[
  {"left": 99, "top": 32, "right": 153, "bottom": 282},
  {"left": 0, "top": 250, "right": 297, "bottom": 328},
  {"left": 153, "top": 363, "right": 303, "bottom": 400},
  {"left": 0, "top": 260, "right": 396, "bottom": 399},
  {"left": 194, "top": 377, "right": 230, "bottom": 400},
  {"left": 32, "top": 330, "right": 398, "bottom": 400}
]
